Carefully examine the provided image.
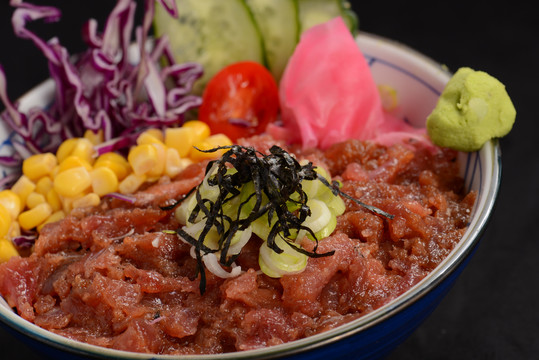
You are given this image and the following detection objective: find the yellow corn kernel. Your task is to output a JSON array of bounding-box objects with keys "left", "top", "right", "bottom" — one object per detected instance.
[
  {"left": 191, "top": 134, "right": 233, "bottom": 162},
  {"left": 182, "top": 120, "right": 211, "bottom": 141},
  {"left": 147, "top": 142, "right": 166, "bottom": 179},
  {"left": 127, "top": 144, "right": 158, "bottom": 176},
  {"left": 11, "top": 175, "right": 36, "bottom": 208},
  {"left": 164, "top": 127, "right": 195, "bottom": 158},
  {"left": 53, "top": 166, "right": 92, "bottom": 198},
  {"left": 58, "top": 155, "right": 93, "bottom": 173},
  {"left": 71, "top": 138, "right": 96, "bottom": 165},
  {"left": 84, "top": 129, "right": 104, "bottom": 145},
  {"left": 26, "top": 192, "right": 46, "bottom": 209},
  {"left": 18, "top": 202, "right": 52, "bottom": 230},
  {"left": 135, "top": 133, "right": 166, "bottom": 178},
  {"left": 22, "top": 152, "right": 58, "bottom": 181},
  {"left": 46, "top": 188, "right": 62, "bottom": 212},
  {"left": 118, "top": 173, "right": 146, "bottom": 194},
  {"left": 59, "top": 195, "right": 79, "bottom": 214},
  {"left": 0, "top": 190, "right": 22, "bottom": 219},
  {"left": 72, "top": 193, "right": 100, "bottom": 209},
  {"left": 37, "top": 210, "right": 65, "bottom": 232},
  {"left": 137, "top": 131, "right": 165, "bottom": 146},
  {"left": 94, "top": 152, "right": 131, "bottom": 181},
  {"left": 56, "top": 138, "right": 78, "bottom": 163},
  {"left": 165, "top": 148, "right": 192, "bottom": 178},
  {"left": 144, "top": 128, "right": 165, "bottom": 142},
  {"left": 50, "top": 165, "right": 61, "bottom": 179},
  {"left": 8, "top": 221, "right": 20, "bottom": 239},
  {"left": 35, "top": 176, "right": 53, "bottom": 196},
  {"left": 91, "top": 166, "right": 119, "bottom": 196},
  {"left": 0, "top": 204, "right": 11, "bottom": 238},
  {"left": 0, "top": 238, "right": 19, "bottom": 263}
]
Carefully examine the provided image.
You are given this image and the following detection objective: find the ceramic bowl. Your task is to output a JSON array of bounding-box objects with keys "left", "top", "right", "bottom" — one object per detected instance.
[{"left": 0, "top": 32, "right": 501, "bottom": 359}]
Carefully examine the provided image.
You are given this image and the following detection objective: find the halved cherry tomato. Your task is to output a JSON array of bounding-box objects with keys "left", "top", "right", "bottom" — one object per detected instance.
[{"left": 198, "top": 61, "right": 279, "bottom": 142}]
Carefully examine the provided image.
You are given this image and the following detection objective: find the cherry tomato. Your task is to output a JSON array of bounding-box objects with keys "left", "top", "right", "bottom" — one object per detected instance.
[{"left": 198, "top": 61, "right": 279, "bottom": 142}]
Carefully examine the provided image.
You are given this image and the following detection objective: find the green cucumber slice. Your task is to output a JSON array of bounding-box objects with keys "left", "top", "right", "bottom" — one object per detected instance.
[
  {"left": 153, "top": 0, "right": 266, "bottom": 94},
  {"left": 245, "top": 0, "right": 300, "bottom": 81},
  {"left": 297, "top": 0, "right": 358, "bottom": 35}
]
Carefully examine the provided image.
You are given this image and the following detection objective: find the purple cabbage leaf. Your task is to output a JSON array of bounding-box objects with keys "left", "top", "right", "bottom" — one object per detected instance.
[{"left": 0, "top": 0, "right": 202, "bottom": 167}]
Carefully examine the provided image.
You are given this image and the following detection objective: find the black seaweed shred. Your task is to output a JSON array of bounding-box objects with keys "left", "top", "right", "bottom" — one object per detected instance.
[{"left": 163, "top": 145, "right": 393, "bottom": 294}]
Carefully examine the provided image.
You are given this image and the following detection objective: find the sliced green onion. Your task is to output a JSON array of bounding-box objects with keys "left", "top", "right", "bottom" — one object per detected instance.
[
  {"left": 259, "top": 236, "right": 308, "bottom": 278},
  {"left": 302, "top": 199, "right": 332, "bottom": 233},
  {"left": 309, "top": 209, "right": 337, "bottom": 241},
  {"left": 322, "top": 190, "right": 346, "bottom": 216},
  {"left": 165, "top": 145, "right": 391, "bottom": 293}
]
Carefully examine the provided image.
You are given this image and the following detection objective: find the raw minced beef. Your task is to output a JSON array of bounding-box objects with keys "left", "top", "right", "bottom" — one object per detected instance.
[{"left": 0, "top": 134, "right": 475, "bottom": 355}]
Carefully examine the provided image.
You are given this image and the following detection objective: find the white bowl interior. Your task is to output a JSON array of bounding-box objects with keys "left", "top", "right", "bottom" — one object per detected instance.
[{"left": 0, "top": 32, "right": 499, "bottom": 359}]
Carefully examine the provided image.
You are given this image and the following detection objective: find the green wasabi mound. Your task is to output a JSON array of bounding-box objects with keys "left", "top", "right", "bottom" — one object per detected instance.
[{"left": 426, "top": 67, "right": 516, "bottom": 152}]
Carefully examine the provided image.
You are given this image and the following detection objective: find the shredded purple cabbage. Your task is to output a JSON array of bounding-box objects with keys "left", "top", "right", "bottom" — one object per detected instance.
[
  {"left": 0, "top": 0, "right": 202, "bottom": 167},
  {"left": 12, "top": 233, "right": 37, "bottom": 249}
]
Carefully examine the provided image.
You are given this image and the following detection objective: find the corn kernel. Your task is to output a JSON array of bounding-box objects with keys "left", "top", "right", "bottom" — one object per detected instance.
[
  {"left": 191, "top": 134, "right": 233, "bottom": 162},
  {"left": 35, "top": 176, "right": 53, "bottom": 196},
  {"left": 51, "top": 165, "right": 61, "bottom": 179},
  {"left": 53, "top": 166, "right": 92, "bottom": 198},
  {"left": 26, "top": 192, "right": 46, "bottom": 209},
  {"left": 46, "top": 189, "right": 62, "bottom": 212},
  {"left": 147, "top": 142, "right": 166, "bottom": 178},
  {"left": 56, "top": 138, "right": 78, "bottom": 163},
  {"left": 94, "top": 152, "right": 131, "bottom": 181},
  {"left": 37, "top": 210, "right": 65, "bottom": 232},
  {"left": 0, "top": 238, "right": 19, "bottom": 263},
  {"left": 137, "top": 131, "right": 165, "bottom": 146},
  {"left": 0, "top": 204, "right": 11, "bottom": 238},
  {"left": 182, "top": 120, "right": 211, "bottom": 141},
  {"left": 59, "top": 195, "right": 80, "bottom": 214},
  {"left": 18, "top": 202, "right": 52, "bottom": 230},
  {"left": 71, "top": 138, "right": 96, "bottom": 165},
  {"left": 11, "top": 175, "right": 36, "bottom": 208},
  {"left": 164, "top": 127, "right": 195, "bottom": 158},
  {"left": 91, "top": 166, "right": 119, "bottom": 196},
  {"left": 165, "top": 148, "right": 192, "bottom": 178},
  {"left": 128, "top": 144, "right": 158, "bottom": 176},
  {"left": 0, "top": 190, "right": 22, "bottom": 219},
  {"left": 8, "top": 221, "right": 20, "bottom": 239},
  {"left": 118, "top": 173, "right": 146, "bottom": 194},
  {"left": 84, "top": 129, "right": 104, "bottom": 145},
  {"left": 72, "top": 193, "right": 100, "bottom": 209},
  {"left": 58, "top": 155, "right": 93, "bottom": 173},
  {"left": 22, "top": 152, "right": 57, "bottom": 181},
  {"left": 144, "top": 128, "right": 165, "bottom": 142}
]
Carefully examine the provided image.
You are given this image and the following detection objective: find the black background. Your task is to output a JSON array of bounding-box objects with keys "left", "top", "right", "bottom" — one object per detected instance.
[{"left": 0, "top": 1, "right": 537, "bottom": 359}]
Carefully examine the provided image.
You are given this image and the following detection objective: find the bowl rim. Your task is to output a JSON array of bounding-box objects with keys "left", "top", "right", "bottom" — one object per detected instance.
[{"left": 0, "top": 31, "right": 502, "bottom": 360}]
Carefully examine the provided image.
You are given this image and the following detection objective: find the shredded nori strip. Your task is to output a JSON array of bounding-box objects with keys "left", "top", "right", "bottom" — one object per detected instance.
[{"left": 163, "top": 145, "right": 393, "bottom": 294}]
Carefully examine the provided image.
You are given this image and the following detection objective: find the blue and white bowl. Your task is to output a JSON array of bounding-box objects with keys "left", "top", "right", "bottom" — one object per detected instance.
[{"left": 0, "top": 33, "right": 501, "bottom": 359}]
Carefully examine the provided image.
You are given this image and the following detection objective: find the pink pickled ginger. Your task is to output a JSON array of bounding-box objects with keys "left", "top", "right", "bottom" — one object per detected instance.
[{"left": 272, "top": 17, "right": 429, "bottom": 150}]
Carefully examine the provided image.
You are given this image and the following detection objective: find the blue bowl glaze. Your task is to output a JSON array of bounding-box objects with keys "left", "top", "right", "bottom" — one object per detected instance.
[{"left": 0, "top": 32, "right": 501, "bottom": 360}]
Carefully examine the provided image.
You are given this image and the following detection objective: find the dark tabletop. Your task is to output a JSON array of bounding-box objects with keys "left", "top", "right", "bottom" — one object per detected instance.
[{"left": 0, "top": 1, "right": 537, "bottom": 359}]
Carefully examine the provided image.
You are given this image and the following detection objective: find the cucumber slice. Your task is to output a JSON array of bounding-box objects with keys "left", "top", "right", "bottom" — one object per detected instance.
[
  {"left": 153, "top": 0, "right": 266, "bottom": 94},
  {"left": 340, "top": 1, "right": 359, "bottom": 34},
  {"left": 297, "top": 0, "right": 358, "bottom": 35},
  {"left": 245, "top": 0, "right": 300, "bottom": 81}
]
